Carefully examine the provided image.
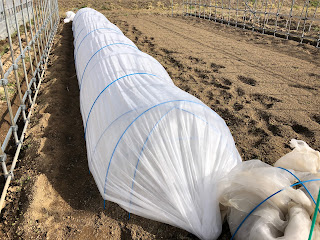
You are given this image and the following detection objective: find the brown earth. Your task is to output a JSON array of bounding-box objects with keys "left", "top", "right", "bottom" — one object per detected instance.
[{"left": 0, "top": 1, "right": 319, "bottom": 239}]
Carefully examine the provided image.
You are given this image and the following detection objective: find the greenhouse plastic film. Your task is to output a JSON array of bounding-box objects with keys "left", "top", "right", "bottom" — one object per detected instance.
[
  {"left": 219, "top": 141, "right": 320, "bottom": 240},
  {"left": 72, "top": 8, "right": 241, "bottom": 240}
]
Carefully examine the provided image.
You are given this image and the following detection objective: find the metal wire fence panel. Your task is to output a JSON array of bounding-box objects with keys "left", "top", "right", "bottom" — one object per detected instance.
[
  {"left": 0, "top": 0, "right": 59, "bottom": 212},
  {"left": 182, "top": 0, "right": 320, "bottom": 47},
  {"left": 0, "top": 0, "right": 33, "bottom": 39}
]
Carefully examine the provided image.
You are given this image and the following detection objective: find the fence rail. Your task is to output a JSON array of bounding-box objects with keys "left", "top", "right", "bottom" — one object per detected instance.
[
  {"left": 0, "top": 0, "right": 59, "bottom": 213},
  {"left": 182, "top": 0, "right": 320, "bottom": 47}
]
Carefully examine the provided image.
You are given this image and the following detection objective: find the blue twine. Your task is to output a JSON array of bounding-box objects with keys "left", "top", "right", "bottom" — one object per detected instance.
[
  {"left": 73, "top": 10, "right": 91, "bottom": 27},
  {"left": 74, "top": 27, "right": 86, "bottom": 44},
  {"left": 277, "top": 167, "right": 319, "bottom": 213},
  {"left": 127, "top": 107, "right": 216, "bottom": 218},
  {"left": 103, "top": 99, "right": 212, "bottom": 195},
  {"left": 83, "top": 73, "right": 161, "bottom": 139},
  {"left": 74, "top": 27, "right": 122, "bottom": 60},
  {"left": 231, "top": 178, "right": 320, "bottom": 240},
  {"left": 79, "top": 43, "right": 139, "bottom": 89}
]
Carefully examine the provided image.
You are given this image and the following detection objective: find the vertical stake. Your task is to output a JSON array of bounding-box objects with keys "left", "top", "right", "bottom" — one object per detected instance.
[
  {"left": 172, "top": 0, "right": 173, "bottom": 17},
  {"left": 308, "top": 188, "right": 320, "bottom": 240}
]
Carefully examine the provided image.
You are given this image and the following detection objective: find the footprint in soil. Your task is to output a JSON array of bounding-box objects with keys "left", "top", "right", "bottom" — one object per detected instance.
[
  {"left": 214, "top": 107, "right": 242, "bottom": 127},
  {"left": 210, "top": 62, "right": 225, "bottom": 73},
  {"left": 210, "top": 76, "right": 231, "bottom": 90},
  {"left": 248, "top": 120, "right": 269, "bottom": 147},
  {"left": 180, "top": 84, "right": 190, "bottom": 92},
  {"left": 161, "top": 48, "right": 177, "bottom": 54},
  {"left": 220, "top": 90, "right": 232, "bottom": 104},
  {"left": 291, "top": 123, "right": 314, "bottom": 138},
  {"left": 222, "top": 78, "right": 232, "bottom": 86},
  {"left": 166, "top": 55, "right": 184, "bottom": 70},
  {"left": 257, "top": 110, "right": 283, "bottom": 137},
  {"left": 188, "top": 56, "right": 206, "bottom": 64},
  {"left": 233, "top": 102, "right": 243, "bottom": 111},
  {"left": 206, "top": 91, "right": 214, "bottom": 101},
  {"left": 198, "top": 73, "right": 209, "bottom": 80},
  {"left": 132, "top": 26, "right": 142, "bottom": 35},
  {"left": 309, "top": 73, "right": 320, "bottom": 79},
  {"left": 289, "top": 84, "right": 317, "bottom": 91},
  {"left": 268, "top": 124, "right": 282, "bottom": 137},
  {"left": 238, "top": 75, "right": 257, "bottom": 86},
  {"left": 236, "top": 87, "right": 245, "bottom": 96},
  {"left": 251, "top": 93, "right": 281, "bottom": 109},
  {"left": 142, "top": 37, "right": 155, "bottom": 48},
  {"left": 249, "top": 126, "right": 268, "bottom": 138},
  {"left": 194, "top": 67, "right": 210, "bottom": 74},
  {"left": 159, "top": 48, "right": 184, "bottom": 70},
  {"left": 311, "top": 114, "right": 320, "bottom": 125},
  {"left": 258, "top": 110, "right": 271, "bottom": 122}
]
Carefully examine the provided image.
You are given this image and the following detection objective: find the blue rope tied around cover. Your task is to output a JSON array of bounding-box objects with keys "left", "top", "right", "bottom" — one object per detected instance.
[
  {"left": 79, "top": 43, "right": 139, "bottom": 89},
  {"left": 103, "top": 99, "right": 213, "bottom": 195},
  {"left": 83, "top": 73, "right": 162, "bottom": 139},
  {"left": 128, "top": 107, "right": 217, "bottom": 219},
  {"left": 74, "top": 27, "right": 123, "bottom": 61},
  {"left": 277, "top": 167, "right": 319, "bottom": 213},
  {"left": 231, "top": 178, "right": 320, "bottom": 240}
]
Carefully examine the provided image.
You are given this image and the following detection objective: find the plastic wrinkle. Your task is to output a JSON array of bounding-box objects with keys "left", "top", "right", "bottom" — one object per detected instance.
[
  {"left": 129, "top": 107, "right": 217, "bottom": 208},
  {"left": 79, "top": 43, "right": 140, "bottom": 88},
  {"left": 277, "top": 167, "right": 319, "bottom": 213},
  {"left": 274, "top": 139, "right": 320, "bottom": 173},
  {"left": 103, "top": 99, "right": 211, "bottom": 191},
  {"left": 75, "top": 27, "right": 122, "bottom": 58},
  {"left": 84, "top": 73, "right": 161, "bottom": 138},
  {"left": 231, "top": 178, "right": 320, "bottom": 240}
]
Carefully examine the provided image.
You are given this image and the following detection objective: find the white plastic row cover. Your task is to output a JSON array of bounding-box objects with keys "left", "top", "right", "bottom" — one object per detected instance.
[{"left": 72, "top": 8, "right": 241, "bottom": 240}]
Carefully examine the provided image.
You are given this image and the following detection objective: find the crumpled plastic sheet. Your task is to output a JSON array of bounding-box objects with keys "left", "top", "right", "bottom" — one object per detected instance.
[
  {"left": 275, "top": 139, "right": 320, "bottom": 173},
  {"left": 70, "top": 8, "right": 241, "bottom": 240},
  {"left": 219, "top": 140, "right": 320, "bottom": 240},
  {"left": 64, "top": 11, "right": 75, "bottom": 23}
]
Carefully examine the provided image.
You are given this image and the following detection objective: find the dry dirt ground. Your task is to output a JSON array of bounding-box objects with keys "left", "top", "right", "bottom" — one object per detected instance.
[{"left": 0, "top": 1, "right": 319, "bottom": 239}]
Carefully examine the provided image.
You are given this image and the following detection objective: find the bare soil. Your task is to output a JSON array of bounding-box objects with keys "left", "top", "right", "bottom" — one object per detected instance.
[{"left": 0, "top": 1, "right": 319, "bottom": 239}]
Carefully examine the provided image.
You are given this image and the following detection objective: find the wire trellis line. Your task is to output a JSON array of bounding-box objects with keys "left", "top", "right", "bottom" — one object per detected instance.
[
  {"left": 0, "top": 0, "right": 59, "bottom": 213},
  {"left": 181, "top": 0, "right": 320, "bottom": 47}
]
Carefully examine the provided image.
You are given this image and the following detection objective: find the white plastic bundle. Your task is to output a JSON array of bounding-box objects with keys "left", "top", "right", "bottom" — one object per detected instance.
[
  {"left": 219, "top": 155, "right": 320, "bottom": 240},
  {"left": 64, "top": 11, "right": 76, "bottom": 23},
  {"left": 219, "top": 160, "right": 314, "bottom": 240},
  {"left": 72, "top": 8, "right": 241, "bottom": 239},
  {"left": 274, "top": 139, "right": 320, "bottom": 173}
]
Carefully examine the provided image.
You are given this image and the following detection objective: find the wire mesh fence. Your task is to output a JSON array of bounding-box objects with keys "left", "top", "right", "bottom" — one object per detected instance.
[
  {"left": 0, "top": 0, "right": 33, "bottom": 40},
  {"left": 182, "top": 0, "right": 320, "bottom": 47},
  {"left": 0, "top": 0, "right": 59, "bottom": 212}
]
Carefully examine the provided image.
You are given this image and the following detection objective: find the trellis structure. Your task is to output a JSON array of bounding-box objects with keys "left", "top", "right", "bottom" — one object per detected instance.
[
  {"left": 0, "top": 0, "right": 59, "bottom": 212},
  {"left": 0, "top": 0, "right": 33, "bottom": 40},
  {"left": 182, "top": 0, "right": 320, "bottom": 47}
]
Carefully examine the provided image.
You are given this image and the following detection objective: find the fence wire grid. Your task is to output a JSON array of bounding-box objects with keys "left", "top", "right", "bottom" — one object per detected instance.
[
  {"left": 0, "top": 0, "right": 59, "bottom": 213},
  {"left": 181, "top": 0, "right": 320, "bottom": 47}
]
